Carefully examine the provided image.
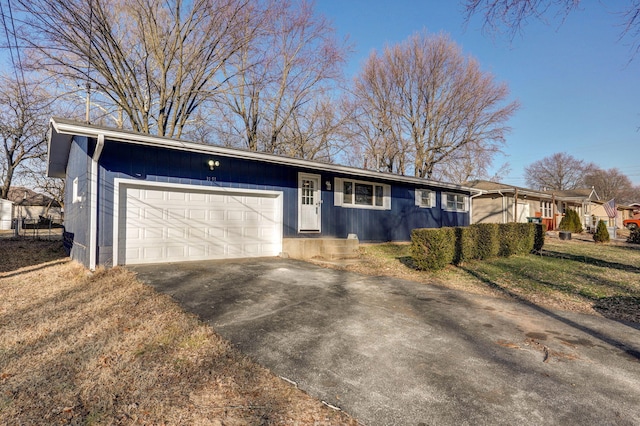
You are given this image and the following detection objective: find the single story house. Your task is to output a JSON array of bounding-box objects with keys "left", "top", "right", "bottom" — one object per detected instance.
[
  {"left": 47, "top": 118, "right": 476, "bottom": 270},
  {"left": 544, "top": 188, "right": 600, "bottom": 230},
  {"left": 6, "top": 187, "right": 63, "bottom": 222},
  {"left": 590, "top": 201, "right": 637, "bottom": 230},
  {"left": 464, "top": 180, "right": 600, "bottom": 231},
  {"left": 0, "top": 198, "right": 13, "bottom": 230}
]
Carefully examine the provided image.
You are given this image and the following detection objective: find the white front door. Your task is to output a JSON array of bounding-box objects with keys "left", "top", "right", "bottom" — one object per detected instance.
[{"left": 298, "top": 173, "right": 321, "bottom": 232}]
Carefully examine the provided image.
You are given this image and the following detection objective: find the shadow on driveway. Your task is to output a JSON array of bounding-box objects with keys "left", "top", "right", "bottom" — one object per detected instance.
[{"left": 131, "top": 258, "right": 640, "bottom": 426}]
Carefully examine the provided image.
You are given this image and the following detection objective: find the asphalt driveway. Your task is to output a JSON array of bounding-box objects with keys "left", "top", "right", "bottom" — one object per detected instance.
[{"left": 130, "top": 258, "right": 640, "bottom": 425}]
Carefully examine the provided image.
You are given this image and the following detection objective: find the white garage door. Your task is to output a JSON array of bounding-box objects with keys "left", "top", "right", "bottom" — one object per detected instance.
[{"left": 118, "top": 183, "right": 282, "bottom": 265}]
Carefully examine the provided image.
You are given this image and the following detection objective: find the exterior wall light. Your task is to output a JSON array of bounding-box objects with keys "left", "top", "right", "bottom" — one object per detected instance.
[
  {"left": 325, "top": 180, "right": 332, "bottom": 190},
  {"left": 208, "top": 159, "right": 220, "bottom": 170}
]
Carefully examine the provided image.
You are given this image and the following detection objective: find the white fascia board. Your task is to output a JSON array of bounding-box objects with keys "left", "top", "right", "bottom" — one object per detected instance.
[{"left": 49, "top": 117, "right": 476, "bottom": 194}]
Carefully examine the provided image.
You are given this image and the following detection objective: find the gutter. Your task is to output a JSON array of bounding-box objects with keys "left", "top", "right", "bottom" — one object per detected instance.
[{"left": 89, "top": 134, "right": 105, "bottom": 271}]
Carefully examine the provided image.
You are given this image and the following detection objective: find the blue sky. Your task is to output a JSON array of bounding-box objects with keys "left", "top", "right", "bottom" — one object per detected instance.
[{"left": 315, "top": 0, "right": 640, "bottom": 186}]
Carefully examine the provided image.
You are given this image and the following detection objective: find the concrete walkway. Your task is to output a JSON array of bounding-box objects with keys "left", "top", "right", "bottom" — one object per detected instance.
[{"left": 131, "top": 258, "right": 640, "bottom": 426}]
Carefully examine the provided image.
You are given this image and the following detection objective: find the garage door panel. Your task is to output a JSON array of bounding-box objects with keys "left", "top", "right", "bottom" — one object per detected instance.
[
  {"left": 121, "top": 185, "right": 282, "bottom": 265},
  {"left": 144, "top": 227, "right": 164, "bottom": 239},
  {"left": 227, "top": 210, "right": 244, "bottom": 221},
  {"left": 168, "top": 192, "right": 186, "bottom": 201},
  {"left": 243, "top": 227, "right": 260, "bottom": 238},
  {"left": 167, "top": 208, "right": 186, "bottom": 219},
  {"left": 142, "top": 246, "right": 164, "bottom": 259},
  {"left": 189, "top": 209, "right": 207, "bottom": 220},
  {"left": 209, "top": 210, "right": 225, "bottom": 221},
  {"left": 189, "top": 192, "right": 206, "bottom": 202},
  {"left": 165, "top": 244, "right": 187, "bottom": 259},
  {"left": 207, "top": 227, "right": 225, "bottom": 238},
  {"left": 144, "top": 190, "right": 164, "bottom": 200}
]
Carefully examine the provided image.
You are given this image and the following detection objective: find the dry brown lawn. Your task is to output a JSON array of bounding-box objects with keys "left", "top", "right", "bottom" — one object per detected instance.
[{"left": 0, "top": 240, "right": 358, "bottom": 425}]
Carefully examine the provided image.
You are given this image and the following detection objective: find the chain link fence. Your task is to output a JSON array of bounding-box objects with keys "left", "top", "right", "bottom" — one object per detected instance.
[{"left": 0, "top": 218, "right": 63, "bottom": 241}]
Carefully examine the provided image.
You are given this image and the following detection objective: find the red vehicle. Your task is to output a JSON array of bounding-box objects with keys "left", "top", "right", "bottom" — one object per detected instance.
[{"left": 623, "top": 217, "right": 640, "bottom": 230}]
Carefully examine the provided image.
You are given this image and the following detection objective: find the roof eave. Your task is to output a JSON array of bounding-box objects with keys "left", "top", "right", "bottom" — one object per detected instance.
[{"left": 48, "top": 117, "right": 476, "bottom": 193}]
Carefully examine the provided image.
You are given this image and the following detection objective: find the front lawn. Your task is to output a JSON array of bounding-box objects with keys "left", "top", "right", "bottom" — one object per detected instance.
[
  {"left": 0, "top": 240, "right": 357, "bottom": 425},
  {"left": 333, "top": 237, "right": 640, "bottom": 324}
]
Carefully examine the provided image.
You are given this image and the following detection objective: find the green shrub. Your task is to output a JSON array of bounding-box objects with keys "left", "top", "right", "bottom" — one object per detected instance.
[
  {"left": 515, "top": 223, "right": 535, "bottom": 255},
  {"left": 497, "top": 223, "right": 535, "bottom": 257},
  {"left": 533, "top": 223, "right": 546, "bottom": 253},
  {"left": 454, "top": 226, "right": 478, "bottom": 265},
  {"left": 498, "top": 222, "right": 520, "bottom": 257},
  {"left": 627, "top": 228, "right": 640, "bottom": 244},
  {"left": 558, "top": 209, "right": 583, "bottom": 233},
  {"left": 411, "top": 228, "right": 456, "bottom": 270},
  {"left": 593, "top": 220, "right": 610, "bottom": 243},
  {"left": 474, "top": 223, "right": 500, "bottom": 259}
]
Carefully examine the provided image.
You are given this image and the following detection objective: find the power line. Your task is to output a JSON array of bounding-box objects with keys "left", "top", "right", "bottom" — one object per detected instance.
[{"left": 0, "top": 0, "right": 27, "bottom": 100}]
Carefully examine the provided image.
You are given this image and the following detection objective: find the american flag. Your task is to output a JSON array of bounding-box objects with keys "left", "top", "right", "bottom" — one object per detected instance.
[{"left": 603, "top": 199, "right": 617, "bottom": 218}]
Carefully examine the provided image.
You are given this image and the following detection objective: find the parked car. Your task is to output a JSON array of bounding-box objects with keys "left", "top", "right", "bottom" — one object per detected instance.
[{"left": 623, "top": 217, "right": 640, "bottom": 230}]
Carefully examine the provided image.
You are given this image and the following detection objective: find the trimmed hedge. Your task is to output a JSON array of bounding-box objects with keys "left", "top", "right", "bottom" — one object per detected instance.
[
  {"left": 475, "top": 223, "right": 500, "bottom": 260},
  {"left": 533, "top": 223, "right": 547, "bottom": 253},
  {"left": 454, "top": 225, "right": 478, "bottom": 264},
  {"left": 412, "top": 222, "right": 541, "bottom": 270},
  {"left": 411, "top": 227, "right": 455, "bottom": 270}
]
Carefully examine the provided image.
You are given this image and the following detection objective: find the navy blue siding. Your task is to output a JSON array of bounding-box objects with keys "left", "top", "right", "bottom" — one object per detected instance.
[
  {"left": 64, "top": 136, "right": 92, "bottom": 267},
  {"left": 94, "top": 140, "right": 469, "bottom": 264}
]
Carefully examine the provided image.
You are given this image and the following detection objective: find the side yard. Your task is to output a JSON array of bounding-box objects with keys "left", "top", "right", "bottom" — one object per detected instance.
[{"left": 0, "top": 240, "right": 357, "bottom": 425}]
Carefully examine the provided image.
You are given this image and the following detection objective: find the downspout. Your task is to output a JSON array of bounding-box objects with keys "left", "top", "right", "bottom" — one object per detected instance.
[
  {"left": 89, "top": 134, "right": 105, "bottom": 271},
  {"left": 497, "top": 190, "right": 506, "bottom": 223},
  {"left": 469, "top": 190, "right": 483, "bottom": 224},
  {"left": 514, "top": 187, "right": 519, "bottom": 223}
]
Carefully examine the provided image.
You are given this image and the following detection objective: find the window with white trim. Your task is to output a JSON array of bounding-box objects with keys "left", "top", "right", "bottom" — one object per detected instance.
[
  {"left": 443, "top": 193, "right": 468, "bottom": 212},
  {"left": 72, "top": 177, "right": 81, "bottom": 203},
  {"left": 540, "top": 201, "right": 552, "bottom": 218},
  {"left": 334, "top": 178, "right": 390, "bottom": 210},
  {"left": 415, "top": 189, "right": 435, "bottom": 208}
]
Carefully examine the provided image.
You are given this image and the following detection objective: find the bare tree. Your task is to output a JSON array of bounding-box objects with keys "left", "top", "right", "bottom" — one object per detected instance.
[
  {"left": 347, "top": 31, "right": 518, "bottom": 179},
  {"left": 524, "top": 152, "right": 596, "bottom": 190},
  {"left": 0, "top": 74, "right": 52, "bottom": 200},
  {"left": 214, "top": 0, "right": 347, "bottom": 159},
  {"left": 583, "top": 167, "right": 638, "bottom": 204},
  {"left": 463, "top": 0, "right": 640, "bottom": 58},
  {"left": 14, "top": 0, "right": 260, "bottom": 138},
  {"left": 431, "top": 139, "right": 511, "bottom": 183}
]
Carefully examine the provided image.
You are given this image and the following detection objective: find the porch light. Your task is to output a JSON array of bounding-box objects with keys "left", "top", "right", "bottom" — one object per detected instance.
[{"left": 208, "top": 159, "right": 220, "bottom": 170}]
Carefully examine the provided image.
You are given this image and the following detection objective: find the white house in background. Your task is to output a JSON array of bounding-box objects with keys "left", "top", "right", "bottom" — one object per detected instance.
[
  {"left": 6, "top": 187, "right": 63, "bottom": 222},
  {"left": 0, "top": 198, "right": 13, "bottom": 230}
]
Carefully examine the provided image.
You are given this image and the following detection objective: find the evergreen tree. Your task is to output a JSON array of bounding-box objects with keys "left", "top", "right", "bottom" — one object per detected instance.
[{"left": 593, "top": 220, "right": 610, "bottom": 243}]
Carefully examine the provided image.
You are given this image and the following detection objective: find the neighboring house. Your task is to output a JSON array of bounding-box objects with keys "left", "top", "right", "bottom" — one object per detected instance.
[
  {"left": 544, "top": 188, "right": 600, "bottom": 231},
  {"left": 591, "top": 201, "right": 636, "bottom": 229},
  {"left": 0, "top": 198, "right": 13, "bottom": 230},
  {"left": 47, "top": 118, "right": 476, "bottom": 269},
  {"left": 6, "top": 187, "right": 63, "bottom": 222},
  {"left": 465, "top": 180, "right": 600, "bottom": 231},
  {"left": 465, "top": 180, "right": 557, "bottom": 229}
]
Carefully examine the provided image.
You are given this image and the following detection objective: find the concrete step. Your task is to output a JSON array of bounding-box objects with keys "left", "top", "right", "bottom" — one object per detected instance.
[{"left": 283, "top": 238, "right": 360, "bottom": 260}]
